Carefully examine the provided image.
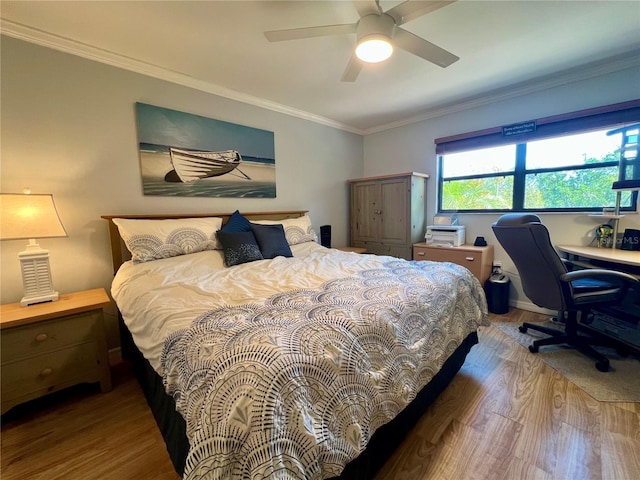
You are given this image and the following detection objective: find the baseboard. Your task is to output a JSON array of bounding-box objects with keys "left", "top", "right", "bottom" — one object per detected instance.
[{"left": 510, "top": 299, "right": 556, "bottom": 316}]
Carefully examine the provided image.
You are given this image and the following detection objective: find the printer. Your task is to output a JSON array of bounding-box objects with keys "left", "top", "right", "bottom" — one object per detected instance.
[{"left": 425, "top": 225, "right": 466, "bottom": 247}]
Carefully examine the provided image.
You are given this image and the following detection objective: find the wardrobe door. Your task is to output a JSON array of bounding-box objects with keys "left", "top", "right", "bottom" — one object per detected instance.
[
  {"left": 350, "top": 181, "right": 380, "bottom": 243},
  {"left": 378, "top": 177, "right": 409, "bottom": 245}
]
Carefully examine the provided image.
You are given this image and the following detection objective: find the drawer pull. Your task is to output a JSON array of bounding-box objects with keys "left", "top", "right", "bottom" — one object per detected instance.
[
  {"left": 40, "top": 367, "right": 54, "bottom": 377},
  {"left": 416, "top": 252, "right": 425, "bottom": 256},
  {"left": 465, "top": 257, "right": 475, "bottom": 261},
  {"left": 35, "top": 333, "right": 49, "bottom": 342}
]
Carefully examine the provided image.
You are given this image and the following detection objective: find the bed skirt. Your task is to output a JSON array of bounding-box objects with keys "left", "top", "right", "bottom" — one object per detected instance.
[{"left": 121, "top": 319, "right": 478, "bottom": 479}]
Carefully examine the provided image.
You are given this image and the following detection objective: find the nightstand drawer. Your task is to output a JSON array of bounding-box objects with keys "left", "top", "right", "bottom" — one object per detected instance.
[
  {"left": 1, "top": 311, "right": 98, "bottom": 361},
  {"left": 1, "top": 343, "right": 98, "bottom": 400}
]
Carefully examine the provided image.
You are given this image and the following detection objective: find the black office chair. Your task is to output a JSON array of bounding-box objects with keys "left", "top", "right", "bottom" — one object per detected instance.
[{"left": 492, "top": 213, "right": 638, "bottom": 371}]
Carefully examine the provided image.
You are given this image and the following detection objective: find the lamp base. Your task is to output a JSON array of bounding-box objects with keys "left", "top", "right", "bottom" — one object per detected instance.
[
  {"left": 18, "top": 240, "right": 59, "bottom": 307},
  {"left": 21, "top": 291, "right": 59, "bottom": 307}
]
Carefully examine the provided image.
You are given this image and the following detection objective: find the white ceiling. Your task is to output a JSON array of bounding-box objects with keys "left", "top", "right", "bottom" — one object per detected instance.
[{"left": 2, "top": 0, "right": 639, "bottom": 134}]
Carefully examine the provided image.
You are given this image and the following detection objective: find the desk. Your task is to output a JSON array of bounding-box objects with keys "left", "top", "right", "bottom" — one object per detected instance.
[
  {"left": 556, "top": 245, "right": 640, "bottom": 278},
  {"left": 557, "top": 245, "right": 640, "bottom": 351}
]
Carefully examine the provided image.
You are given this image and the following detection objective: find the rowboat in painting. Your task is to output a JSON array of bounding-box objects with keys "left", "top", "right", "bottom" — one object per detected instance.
[{"left": 165, "top": 148, "right": 247, "bottom": 183}]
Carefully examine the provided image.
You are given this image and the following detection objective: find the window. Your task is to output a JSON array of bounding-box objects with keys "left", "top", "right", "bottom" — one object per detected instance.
[{"left": 436, "top": 101, "right": 640, "bottom": 213}]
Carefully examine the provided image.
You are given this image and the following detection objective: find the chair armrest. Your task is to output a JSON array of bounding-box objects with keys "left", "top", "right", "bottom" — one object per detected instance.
[
  {"left": 561, "top": 258, "right": 583, "bottom": 271},
  {"left": 560, "top": 269, "right": 639, "bottom": 285}
]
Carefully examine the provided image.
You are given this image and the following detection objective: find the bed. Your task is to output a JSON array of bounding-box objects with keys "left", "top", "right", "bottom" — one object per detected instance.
[{"left": 102, "top": 210, "right": 489, "bottom": 480}]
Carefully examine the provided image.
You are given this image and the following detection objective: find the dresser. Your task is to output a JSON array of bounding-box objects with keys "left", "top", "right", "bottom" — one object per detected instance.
[
  {"left": 349, "top": 172, "right": 428, "bottom": 260},
  {"left": 1, "top": 288, "right": 112, "bottom": 414},
  {"left": 413, "top": 243, "right": 494, "bottom": 284}
]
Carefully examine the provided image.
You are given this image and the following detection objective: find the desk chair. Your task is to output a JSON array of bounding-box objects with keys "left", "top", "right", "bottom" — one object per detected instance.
[{"left": 492, "top": 213, "right": 638, "bottom": 371}]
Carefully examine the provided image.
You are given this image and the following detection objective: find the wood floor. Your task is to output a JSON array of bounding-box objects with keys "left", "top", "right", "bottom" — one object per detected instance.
[{"left": 2, "top": 309, "right": 639, "bottom": 480}]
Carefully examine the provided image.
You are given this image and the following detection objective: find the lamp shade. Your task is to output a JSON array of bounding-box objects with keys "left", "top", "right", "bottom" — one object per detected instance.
[
  {"left": 0, "top": 193, "right": 67, "bottom": 240},
  {"left": 355, "top": 35, "right": 393, "bottom": 63},
  {"left": 354, "top": 13, "right": 395, "bottom": 64}
]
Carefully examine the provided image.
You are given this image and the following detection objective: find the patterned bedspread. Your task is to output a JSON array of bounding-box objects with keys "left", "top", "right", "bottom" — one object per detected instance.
[{"left": 160, "top": 259, "right": 489, "bottom": 480}]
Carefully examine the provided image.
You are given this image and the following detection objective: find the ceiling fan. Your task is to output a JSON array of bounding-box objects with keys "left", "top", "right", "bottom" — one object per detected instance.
[{"left": 264, "top": 0, "right": 459, "bottom": 82}]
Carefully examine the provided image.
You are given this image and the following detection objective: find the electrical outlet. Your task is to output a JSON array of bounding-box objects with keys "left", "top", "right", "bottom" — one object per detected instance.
[{"left": 492, "top": 261, "right": 503, "bottom": 275}]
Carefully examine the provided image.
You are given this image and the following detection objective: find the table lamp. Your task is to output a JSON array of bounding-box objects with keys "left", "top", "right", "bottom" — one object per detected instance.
[{"left": 0, "top": 191, "right": 68, "bottom": 306}]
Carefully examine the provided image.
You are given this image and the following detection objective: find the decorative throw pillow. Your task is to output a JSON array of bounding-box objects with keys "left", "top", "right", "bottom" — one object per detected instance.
[
  {"left": 221, "top": 210, "right": 251, "bottom": 233},
  {"left": 250, "top": 223, "right": 293, "bottom": 259},
  {"left": 216, "top": 230, "right": 263, "bottom": 267},
  {"left": 252, "top": 215, "right": 318, "bottom": 245},
  {"left": 112, "top": 217, "right": 223, "bottom": 263}
]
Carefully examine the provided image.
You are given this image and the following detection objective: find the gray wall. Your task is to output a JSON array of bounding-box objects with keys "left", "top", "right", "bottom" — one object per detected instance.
[
  {"left": 2, "top": 35, "right": 638, "bottom": 337},
  {"left": 0, "top": 37, "right": 363, "bottom": 346},
  {"left": 363, "top": 67, "right": 640, "bottom": 311}
]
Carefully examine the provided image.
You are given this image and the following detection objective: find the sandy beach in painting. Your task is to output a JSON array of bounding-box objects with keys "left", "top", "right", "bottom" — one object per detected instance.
[{"left": 140, "top": 150, "right": 276, "bottom": 198}]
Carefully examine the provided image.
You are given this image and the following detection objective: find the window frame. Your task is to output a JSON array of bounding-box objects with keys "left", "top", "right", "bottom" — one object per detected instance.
[{"left": 435, "top": 100, "right": 640, "bottom": 214}]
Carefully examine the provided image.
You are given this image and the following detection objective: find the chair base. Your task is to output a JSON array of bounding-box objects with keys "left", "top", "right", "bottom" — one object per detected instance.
[{"left": 519, "top": 322, "right": 611, "bottom": 372}]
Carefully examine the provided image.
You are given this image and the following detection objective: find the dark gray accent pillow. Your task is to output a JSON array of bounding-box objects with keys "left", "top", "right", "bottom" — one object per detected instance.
[
  {"left": 216, "top": 230, "right": 263, "bottom": 267},
  {"left": 250, "top": 223, "right": 293, "bottom": 259}
]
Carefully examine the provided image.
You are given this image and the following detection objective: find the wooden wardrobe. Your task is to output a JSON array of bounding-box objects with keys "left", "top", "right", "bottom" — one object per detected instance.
[{"left": 348, "top": 172, "right": 428, "bottom": 260}]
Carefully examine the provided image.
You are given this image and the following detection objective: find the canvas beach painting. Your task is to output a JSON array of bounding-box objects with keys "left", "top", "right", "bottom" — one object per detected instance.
[{"left": 135, "top": 103, "right": 276, "bottom": 197}]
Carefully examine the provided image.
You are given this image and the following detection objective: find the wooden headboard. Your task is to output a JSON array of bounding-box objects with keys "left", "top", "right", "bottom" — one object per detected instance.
[{"left": 101, "top": 210, "right": 308, "bottom": 274}]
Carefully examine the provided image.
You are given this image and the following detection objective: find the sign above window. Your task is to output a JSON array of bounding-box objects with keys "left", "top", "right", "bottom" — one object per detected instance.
[{"left": 502, "top": 121, "right": 537, "bottom": 137}]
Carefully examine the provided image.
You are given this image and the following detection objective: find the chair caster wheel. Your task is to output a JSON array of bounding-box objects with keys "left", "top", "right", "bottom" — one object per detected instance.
[
  {"left": 617, "top": 348, "right": 630, "bottom": 357},
  {"left": 519, "top": 326, "right": 528, "bottom": 333},
  {"left": 529, "top": 344, "right": 539, "bottom": 353},
  {"left": 596, "top": 361, "right": 609, "bottom": 372}
]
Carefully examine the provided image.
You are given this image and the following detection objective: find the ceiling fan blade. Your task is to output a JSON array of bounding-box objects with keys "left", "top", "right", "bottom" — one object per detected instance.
[
  {"left": 394, "top": 27, "right": 459, "bottom": 67},
  {"left": 265, "top": 23, "right": 356, "bottom": 42},
  {"left": 353, "top": 0, "right": 382, "bottom": 18},
  {"left": 341, "top": 54, "right": 363, "bottom": 82},
  {"left": 386, "top": 1, "right": 457, "bottom": 26}
]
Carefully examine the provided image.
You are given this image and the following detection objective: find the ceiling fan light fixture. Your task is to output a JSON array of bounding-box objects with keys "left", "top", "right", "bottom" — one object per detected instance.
[{"left": 355, "top": 34, "right": 393, "bottom": 63}]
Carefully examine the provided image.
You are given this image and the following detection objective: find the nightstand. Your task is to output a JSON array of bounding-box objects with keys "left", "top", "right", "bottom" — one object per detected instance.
[
  {"left": 1, "top": 288, "right": 112, "bottom": 414},
  {"left": 335, "top": 246, "right": 367, "bottom": 254},
  {"left": 413, "top": 243, "right": 494, "bottom": 284}
]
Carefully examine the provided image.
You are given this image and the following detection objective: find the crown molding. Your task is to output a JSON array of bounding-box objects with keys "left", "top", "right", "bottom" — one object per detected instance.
[
  {"left": 2, "top": 19, "right": 637, "bottom": 137},
  {"left": 0, "top": 19, "right": 366, "bottom": 135},
  {"left": 363, "top": 51, "right": 640, "bottom": 134}
]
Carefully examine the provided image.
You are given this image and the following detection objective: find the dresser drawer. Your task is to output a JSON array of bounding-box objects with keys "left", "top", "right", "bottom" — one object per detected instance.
[
  {"left": 1, "top": 311, "right": 99, "bottom": 362},
  {"left": 354, "top": 242, "right": 411, "bottom": 260},
  {"left": 415, "top": 247, "right": 482, "bottom": 270},
  {"left": 1, "top": 343, "right": 98, "bottom": 400},
  {"left": 413, "top": 244, "right": 494, "bottom": 284}
]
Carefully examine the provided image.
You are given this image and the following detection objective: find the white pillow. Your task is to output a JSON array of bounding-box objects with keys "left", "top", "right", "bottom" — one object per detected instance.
[
  {"left": 252, "top": 215, "right": 317, "bottom": 245},
  {"left": 113, "top": 217, "right": 223, "bottom": 263}
]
